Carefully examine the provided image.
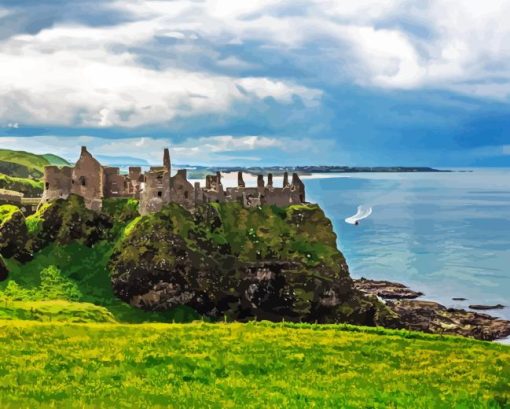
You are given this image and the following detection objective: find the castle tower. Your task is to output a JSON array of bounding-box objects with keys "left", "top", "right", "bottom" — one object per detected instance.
[
  {"left": 292, "top": 173, "right": 305, "bottom": 203},
  {"left": 283, "top": 172, "right": 289, "bottom": 187},
  {"left": 257, "top": 175, "right": 265, "bottom": 194},
  {"left": 71, "top": 146, "right": 104, "bottom": 211},
  {"left": 238, "top": 171, "right": 245, "bottom": 188},
  {"left": 216, "top": 172, "right": 222, "bottom": 191},
  {"left": 163, "top": 148, "right": 171, "bottom": 173},
  {"left": 267, "top": 173, "right": 273, "bottom": 188}
]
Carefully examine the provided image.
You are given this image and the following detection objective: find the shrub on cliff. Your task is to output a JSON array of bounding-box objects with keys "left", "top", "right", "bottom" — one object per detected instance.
[
  {"left": 102, "top": 198, "right": 139, "bottom": 223},
  {"left": 2, "top": 265, "right": 82, "bottom": 301},
  {"left": 109, "top": 203, "right": 391, "bottom": 325}
]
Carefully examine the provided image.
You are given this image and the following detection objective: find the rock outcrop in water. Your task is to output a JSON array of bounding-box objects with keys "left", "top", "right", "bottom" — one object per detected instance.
[
  {"left": 388, "top": 300, "right": 510, "bottom": 341},
  {"left": 355, "top": 278, "right": 510, "bottom": 340},
  {"left": 353, "top": 278, "right": 423, "bottom": 299}
]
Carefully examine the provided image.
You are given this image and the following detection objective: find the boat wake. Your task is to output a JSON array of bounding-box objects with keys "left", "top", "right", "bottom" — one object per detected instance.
[{"left": 345, "top": 205, "right": 372, "bottom": 225}]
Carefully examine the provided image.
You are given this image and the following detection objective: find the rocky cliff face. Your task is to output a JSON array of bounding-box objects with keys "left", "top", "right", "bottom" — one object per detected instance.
[
  {"left": 0, "top": 205, "right": 28, "bottom": 260},
  {"left": 0, "top": 256, "right": 8, "bottom": 281},
  {"left": 109, "top": 203, "right": 394, "bottom": 325}
]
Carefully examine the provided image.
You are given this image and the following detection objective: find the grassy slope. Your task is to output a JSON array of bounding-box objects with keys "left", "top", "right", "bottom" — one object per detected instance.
[
  {"left": 0, "top": 149, "right": 49, "bottom": 169},
  {"left": 0, "top": 320, "right": 508, "bottom": 408},
  {"left": 0, "top": 300, "right": 115, "bottom": 323},
  {"left": 0, "top": 149, "right": 68, "bottom": 179},
  {"left": 41, "top": 153, "right": 70, "bottom": 166}
]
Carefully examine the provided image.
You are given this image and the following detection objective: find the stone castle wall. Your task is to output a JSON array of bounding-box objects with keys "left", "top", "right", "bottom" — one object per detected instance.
[
  {"left": 42, "top": 165, "right": 73, "bottom": 202},
  {"left": 42, "top": 147, "right": 306, "bottom": 213},
  {"left": 70, "top": 147, "right": 104, "bottom": 211}
]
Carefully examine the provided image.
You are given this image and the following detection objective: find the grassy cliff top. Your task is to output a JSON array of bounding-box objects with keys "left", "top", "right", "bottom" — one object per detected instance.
[{"left": 0, "top": 320, "right": 508, "bottom": 408}]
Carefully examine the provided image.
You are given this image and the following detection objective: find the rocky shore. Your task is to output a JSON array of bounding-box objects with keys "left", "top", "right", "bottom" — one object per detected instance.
[
  {"left": 353, "top": 278, "right": 423, "bottom": 299},
  {"left": 354, "top": 278, "right": 510, "bottom": 341}
]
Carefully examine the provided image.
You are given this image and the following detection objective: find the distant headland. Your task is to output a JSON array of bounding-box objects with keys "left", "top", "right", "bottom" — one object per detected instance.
[{"left": 176, "top": 165, "right": 449, "bottom": 179}]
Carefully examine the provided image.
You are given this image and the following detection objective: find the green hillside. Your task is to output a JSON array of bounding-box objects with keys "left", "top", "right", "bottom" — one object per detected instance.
[
  {"left": 0, "top": 320, "right": 508, "bottom": 408},
  {"left": 0, "top": 149, "right": 69, "bottom": 179},
  {"left": 42, "top": 153, "right": 71, "bottom": 166}
]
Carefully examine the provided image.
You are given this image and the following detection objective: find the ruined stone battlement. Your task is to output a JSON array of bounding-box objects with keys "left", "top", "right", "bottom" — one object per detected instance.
[{"left": 42, "top": 147, "right": 306, "bottom": 213}]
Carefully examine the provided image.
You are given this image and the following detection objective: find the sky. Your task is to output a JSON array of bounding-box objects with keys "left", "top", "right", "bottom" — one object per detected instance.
[{"left": 0, "top": 0, "right": 509, "bottom": 166}]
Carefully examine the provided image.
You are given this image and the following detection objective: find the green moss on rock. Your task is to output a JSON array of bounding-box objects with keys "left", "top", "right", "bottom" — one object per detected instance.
[
  {"left": 102, "top": 198, "right": 139, "bottom": 223},
  {"left": 26, "top": 195, "right": 113, "bottom": 252}
]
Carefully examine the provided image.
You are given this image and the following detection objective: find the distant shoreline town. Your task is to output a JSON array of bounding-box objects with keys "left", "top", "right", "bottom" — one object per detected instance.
[{"left": 200, "top": 165, "right": 449, "bottom": 174}]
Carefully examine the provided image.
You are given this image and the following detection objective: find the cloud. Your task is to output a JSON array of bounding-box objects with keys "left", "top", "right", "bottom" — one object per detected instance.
[
  {"left": 0, "top": 134, "right": 330, "bottom": 165},
  {"left": 173, "top": 135, "right": 282, "bottom": 153},
  {"left": 0, "top": 8, "right": 10, "bottom": 19},
  {"left": 2, "top": 0, "right": 510, "bottom": 132},
  {"left": 0, "top": 19, "right": 321, "bottom": 127},
  {"left": 113, "top": 0, "right": 510, "bottom": 99}
]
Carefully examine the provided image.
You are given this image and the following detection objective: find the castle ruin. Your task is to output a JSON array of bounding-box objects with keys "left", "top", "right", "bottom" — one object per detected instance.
[{"left": 42, "top": 147, "right": 306, "bottom": 214}]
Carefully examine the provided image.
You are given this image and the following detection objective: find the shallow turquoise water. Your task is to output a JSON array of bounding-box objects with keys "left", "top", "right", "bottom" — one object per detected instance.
[{"left": 305, "top": 170, "right": 510, "bottom": 320}]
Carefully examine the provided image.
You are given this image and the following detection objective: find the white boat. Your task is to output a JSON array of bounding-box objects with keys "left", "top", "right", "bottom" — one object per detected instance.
[{"left": 345, "top": 205, "right": 372, "bottom": 225}]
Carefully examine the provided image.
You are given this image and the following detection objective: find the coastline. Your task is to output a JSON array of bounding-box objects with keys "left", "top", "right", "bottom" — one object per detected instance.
[{"left": 353, "top": 277, "right": 510, "bottom": 342}]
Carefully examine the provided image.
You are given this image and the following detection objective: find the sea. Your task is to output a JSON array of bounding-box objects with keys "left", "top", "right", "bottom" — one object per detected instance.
[
  {"left": 302, "top": 169, "right": 510, "bottom": 322},
  {"left": 148, "top": 167, "right": 510, "bottom": 339}
]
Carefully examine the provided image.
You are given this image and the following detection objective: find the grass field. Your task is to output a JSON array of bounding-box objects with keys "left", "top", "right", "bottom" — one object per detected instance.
[{"left": 0, "top": 320, "right": 508, "bottom": 408}]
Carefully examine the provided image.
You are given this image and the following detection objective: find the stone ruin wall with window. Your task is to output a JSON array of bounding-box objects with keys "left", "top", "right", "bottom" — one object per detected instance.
[{"left": 42, "top": 146, "right": 306, "bottom": 214}]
